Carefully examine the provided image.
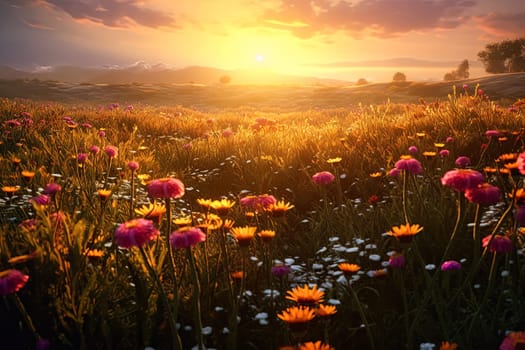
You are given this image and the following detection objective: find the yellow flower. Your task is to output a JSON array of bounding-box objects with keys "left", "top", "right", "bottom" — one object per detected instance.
[
  {"left": 222, "top": 219, "right": 235, "bottom": 230},
  {"left": 230, "top": 226, "right": 257, "bottom": 247},
  {"left": 338, "top": 263, "right": 361, "bottom": 276},
  {"left": 135, "top": 202, "right": 167, "bottom": 224},
  {"left": 369, "top": 172, "right": 382, "bottom": 178},
  {"left": 258, "top": 230, "right": 276, "bottom": 243},
  {"left": 196, "top": 198, "right": 212, "bottom": 210},
  {"left": 416, "top": 132, "right": 426, "bottom": 138},
  {"left": 268, "top": 200, "right": 294, "bottom": 217},
  {"left": 315, "top": 304, "right": 337, "bottom": 317},
  {"left": 97, "top": 189, "right": 112, "bottom": 202},
  {"left": 173, "top": 215, "right": 193, "bottom": 227},
  {"left": 326, "top": 157, "right": 342, "bottom": 164},
  {"left": 210, "top": 198, "right": 236, "bottom": 216},
  {"left": 277, "top": 305, "right": 315, "bottom": 324},
  {"left": 387, "top": 223, "right": 423, "bottom": 243},
  {"left": 434, "top": 143, "right": 445, "bottom": 148},
  {"left": 286, "top": 284, "right": 324, "bottom": 305},
  {"left": 400, "top": 154, "right": 412, "bottom": 160},
  {"left": 422, "top": 151, "right": 437, "bottom": 158},
  {"left": 299, "top": 341, "right": 334, "bottom": 350},
  {"left": 137, "top": 174, "right": 151, "bottom": 185}
]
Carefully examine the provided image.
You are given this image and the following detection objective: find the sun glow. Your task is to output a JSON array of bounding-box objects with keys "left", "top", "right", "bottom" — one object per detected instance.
[{"left": 255, "top": 54, "right": 265, "bottom": 63}]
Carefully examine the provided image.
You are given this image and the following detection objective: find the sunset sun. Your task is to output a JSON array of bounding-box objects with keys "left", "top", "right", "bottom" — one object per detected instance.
[{"left": 255, "top": 54, "right": 265, "bottom": 63}]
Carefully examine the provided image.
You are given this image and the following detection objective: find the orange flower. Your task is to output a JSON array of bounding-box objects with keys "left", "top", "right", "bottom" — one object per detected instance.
[
  {"left": 21, "top": 170, "right": 35, "bottom": 181},
  {"left": 258, "top": 230, "right": 276, "bottom": 243},
  {"left": 210, "top": 198, "right": 235, "bottom": 216},
  {"left": 230, "top": 226, "right": 257, "bottom": 247},
  {"left": 338, "top": 263, "right": 361, "bottom": 276},
  {"left": 97, "top": 189, "right": 112, "bottom": 202},
  {"left": 299, "top": 341, "right": 334, "bottom": 350},
  {"left": 2, "top": 185, "right": 20, "bottom": 196},
  {"left": 439, "top": 341, "right": 458, "bottom": 350},
  {"left": 277, "top": 305, "right": 315, "bottom": 326},
  {"left": 315, "top": 304, "right": 337, "bottom": 317},
  {"left": 268, "top": 200, "right": 294, "bottom": 217},
  {"left": 387, "top": 223, "right": 423, "bottom": 243},
  {"left": 286, "top": 284, "right": 324, "bottom": 306}
]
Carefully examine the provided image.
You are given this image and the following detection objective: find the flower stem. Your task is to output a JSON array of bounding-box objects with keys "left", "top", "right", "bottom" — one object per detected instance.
[{"left": 187, "top": 248, "right": 205, "bottom": 350}]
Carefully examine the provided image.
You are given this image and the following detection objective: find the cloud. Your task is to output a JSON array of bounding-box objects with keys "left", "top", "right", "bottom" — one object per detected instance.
[
  {"left": 255, "top": 0, "right": 477, "bottom": 38},
  {"left": 473, "top": 12, "right": 525, "bottom": 37},
  {"left": 3, "top": 0, "right": 178, "bottom": 29}
]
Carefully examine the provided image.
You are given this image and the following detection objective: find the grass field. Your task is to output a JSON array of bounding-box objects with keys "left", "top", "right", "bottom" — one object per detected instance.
[{"left": 1, "top": 74, "right": 525, "bottom": 350}]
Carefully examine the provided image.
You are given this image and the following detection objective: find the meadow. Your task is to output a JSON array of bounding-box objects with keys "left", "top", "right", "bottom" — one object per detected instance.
[{"left": 1, "top": 76, "right": 525, "bottom": 350}]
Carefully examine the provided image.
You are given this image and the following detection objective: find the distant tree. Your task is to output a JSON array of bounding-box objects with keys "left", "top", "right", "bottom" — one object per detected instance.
[
  {"left": 443, "top": 59, "right": 469, "bottom": 81},
  {"left": 356, "top": 78, "right": 368, "bottom": 85},
  {"left": 219, "top": 75, "right": 231, "bottom": 84},
  {"left": 392, "top": 72, "right": 406, "bottom": 82},
  {"left": 478, "top": 38, "right": 525, "bottom": 73}
]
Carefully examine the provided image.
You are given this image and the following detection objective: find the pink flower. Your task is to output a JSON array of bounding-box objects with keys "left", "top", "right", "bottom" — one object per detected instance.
[
  {"left": 312, "top": 171, "right": 335, "bottom": 185},
  {"left": 408, "top": 146, "right": 418, "bottom": 154},
  {"left": 81, "top": 122, "right": 92, "bottom": 129},
  {"left": 169, "top": 227, "right": 206, "bottom": 249},
  {"left": 500, "top": 331, "right": 525, "bottom": 350},
  {"left": 485, "top": 129, "right": 499, "bottom": 138},
  {"left": 114, "top": 218, "right": 159, "bottom": 248},
  {"left": 258, "top": 194, "right": 277, "bottom": 209},
  {"left": 98, "top": 130, "right": 106, "bottom": 137},
  {"left": 394, "top": 158, "right": 422, "bottom": 175},
  {"left": 439, "top": 149, "right": 450, "bottom": 158},
  {"left": 104, "top": 145, "right": 118, "bottom": 158},
  {"left": 455, "top": 156, "right": 471, "bottom": 167},
  {"left": 77, "top": 153, "right": 88, "bottom": 163},
  {"left": 388, "top": 168, "right": 401, "bottom": 177},
  {"left": 388, "top": 253, "right": 406, "bottom": 269},
  {"left": 441, "top": 169, "right": 484, "bottom": 192},
  {"left": 222, "top": 129, "right": 234, "bottom": 137},
  {"left": 147, "top": 177, "right": 185, "bottom": 199},
  {"left": 482, "top": 234, "right": 513, "bottom": 254},
  {"left": 446, "top": 137, "right": 454, "bottom": 143},
  {"left": 43, "top": 182, "right": 61, "bottom": 195},
  {"left": 127, "top": 161, "right": 139, "bottom": 171},
  {"left": 465, "top": 183, "right": 501, "bottom": 205},
  {"left": 0, "top": 269, "right": 29, "bottom": 295},
  {"left": 440, "top": 260, "right": 461, "bottom": 271},
  {"left": 89, "top": 145, "right": 100, "bottom": 154},
  {"left": 517, "top": 151, "right": 525, "bottom": 175},
  {"left": 31, "top": 194, "right": 50, "bottom": 206}
]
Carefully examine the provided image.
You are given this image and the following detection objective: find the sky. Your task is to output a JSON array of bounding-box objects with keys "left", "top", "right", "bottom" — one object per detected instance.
[{"left": 1, "top": 0, "right": 524, "bottom": 82}]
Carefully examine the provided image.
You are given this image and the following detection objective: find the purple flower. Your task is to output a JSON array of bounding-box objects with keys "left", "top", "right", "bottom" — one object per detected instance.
[
  {"left": 0, "top": 269, "right": 29, "bottom": 295},
  {"left": 98, "top": 130, "right": 106, "bottom": 137},
  {"left": 271, "top": 265, "right": 291, "bottom": 277},
  {"left": 114, "top": 218, "right": 159, "bottom": 249},
  {"left": 455, "top": 156, "right": 471, "bottom": 167},
  {"left": 312, "top": 171, "right": 335, "bottom": 185},
  {"left": 440, "top": 260, "right": 461, "bottom": 271},
  {"left": 482, "top": 234, "right": 513, "bottom": 254},
  {"left": 31, "top": 194, "right": 50, "bottom": 205},
  {"left": 169, "top": 227, "right": 206, "bottom": 249},
  {"left": 388, "top": 253, "right": 406, "bottom": 269}
]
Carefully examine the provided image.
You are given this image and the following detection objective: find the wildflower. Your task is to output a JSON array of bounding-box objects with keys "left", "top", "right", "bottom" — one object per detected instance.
[
  {"left": 517, "top": 151, "right": 525, "bottom": 175},
  {"left": 369, "top": 172, "right": 382, "bottom": 178},
  {"left": 258, "top": 230, "right": 276, "bottom": 243},
  {"left": 316, "top": 304, "right": 337, "bottom": 317},
  {"left": 197, "top": 198, "right": 212, "bottom": 210},
  {"left": 388, "top": 168, "right": 401, "bottom": 177},
  {"left": 312, "top": 171, "right": 335, "bottom": 185},
  {"left": 446, "top": 137, "right": 454, "bottom": 143},
  {"left": 258, "top": 194, "right": 277, "bottom": 209},
  {"left": 173, "top": 215, "right": 193, "bottom": 227},
  {"left": 104, "top": 145, "right": 118, "bottom": 158},
  {"left": 440, "top": 260, "right": 462, "bottom": 271},
  {"left": 231, "top": 271, "right": 244, "bottom": 280},
  {"left": 388, "top": 253, "right": 406, "bottom": 269},
  {"left": 0, "top": 269, "right": 29, "bottom": 295},
  {"left": 77, "top": 153, "right": 88, "bottom": 164},
  {"left": 31, "top": 194, "right": 50, "bottom": 206},
  {"left": 486, "top": 129, "right": 500, "bottom": 138},
  {"left": 441, "top": 169, "right": 484, "bottom": 192},
  {"left": 408, "top": 146, "right": 418, "bottom": 154},
  {"left": 137, "top": 173, "right": 151, "bottom": 185},
  {"left": 387, "top": 223, "right": 423, "bottom": 243},
  {"left": 465, "top": 183, "right": 501, "bottom": 205},
  {"left": 98, "top": 130, "right": 106, "bottom": 137},
  {"left": 230, "top": 226, "right": 257, "bottom": 247},
  {"left": 299, "top": 341, "right": 334, "bottom": 350},
  {"left": 368, "top": 194, "right": 380, "bottom": 205},
  {"left": 286, "top": 284, "right": 324, "bottom": 305},
  {"left": 394, "top": 157, "right": 422, "bottom": 174},
  {"left": 11, "top": 157, "right": 21, "bottom": 166},
  {"left": 277, "top": 306, "right": 315, "bottom": 330},
  {"left": 21, "top": 170, "right": 35, "bottom": 181},
  {"left": 147, "top": 177, "right": 185, "bottom": 199},
  {"left": 170, "top": 226, "right": 206, "bottom": 249},
  {"left": 372, "top": 268, "right": 388, "bottom": 278},
  {"left": 222, "top": 128, "right": 234, "bottom": 137},
  {"left": 81, "top": 122, "right": 92, "bottom": 129},
  {"left": 210, "top": 198, "right": 236, "bottom": 216},
  {"left": 127, "top": 161, "right": 139, "bottom": 171},
  {"left": 268, "top": 200, "right": 294, "bottom": 217},
  {"left": 271, "top": 265, "right": 291, "bottom": 277},
  {"left": 135, "top": 202, "right": 166, "bottom": 224},
  {"left": 455, "top": 156, "right": 471, "bottom": 167},
  {"left": 114, "top": 218, "right": 160, "bottom": 248},
  {"left": 434, "top": 143, "right": 445, "bottom": 148},
  {"left": 338, "top": 263, "right": 361, "bottom": 276},
  {"left": 43, "top": 182, "right": 61, "bottom": 195},
  {"left": 482, "top": 234, "right": 513, "bottom": 254},
  {"left": 439, "top": 342, "right": 457, "bottom": 350},
  {"left": 500, "top": 331, "right": 525, "bottom": 350},
  {"left": 2, "top": 185, "right": 20, "bottom": 196},
  {"left": 97, "top": 189, "right": 112, "bottom": 202},
  {"left": 439, "top": 149, "right": 450, "bottom": 158},
  {"left": 89, "top": 145, "right": 100, "bottom": 154},
  {"left": 422, "top": 151, "right": 437, "bottom": 158}
]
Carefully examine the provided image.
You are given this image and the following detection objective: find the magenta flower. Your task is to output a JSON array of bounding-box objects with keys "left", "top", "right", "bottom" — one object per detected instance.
[
  {"left": 517, "top": 151, "right": 525, "bottom": 175},
  {"left": 482, "top": 234, "right": 513, "bottom": 254},
  {"left": 394, "top": 158, "right": 422, "bottom": 175},
  {"left": 77, "top": 153, "right": 88, "bottom": 164},
  {"left": 81, "top": 122, "right": 92, "bottom": 129},
  {"left": 0, "top": 269, "right": 29, "bottom": 295},
  {"left": 271, "top": 265, "right": 291, "bottom": 277},
  {"left": 388, "top": 253, "right": 406, "bottom": 269},
  {"left": 485, "top": 129, "right": 499, "bottom": 138},
  {"left": 388, "top": 168, "right": 401, "bottom": 177},
  {"left": 98, "top": 130, "right": 106, "bottom": 137},
  {"left": 43, "top": 182, "right": 61, "bottom": 195},
  {"left": 440, "top": 260, "right": 461, "bottom": 271},
  {"left": 114, "top": 218, "right": 159, "bottom": 249},
  {"left": 455, "top": 156, "right": 471, "bottom": 168},
  {"left": 222, "top": 128, "right": 234, "bottom": 137},
  {"left": 89, "top": 145, "right": 100, "bottom": 154},
  {"left": 127, "top": 161, "right": 139, "bottom": 171},
  {"left": 31, "top": 194, "right": 51, "bottom": 206},
  {"left": 104, "top": 145, "right": 118, "bottom": 158},
  {"left": 465, "top": 183, "right": 501, "bottom": 205},
  {"left": 499, "top": 331, "right": 525, "bottom": 350},
  {"left": 312, "top": 171, "right": 335, "bottom": 185},
  {"left": 147, "top": 177, "right": 185, "bottom": 199},
  {"left": 441, "top": 169, "right": 484, "bottom": 192},
  {"left": 408, "top": 146, "right": 418, "bottom": 154},
  {"left": 169, "top": 227, "right": 206, "bottom": 249},
  {"left": 258, "top": 194, "right": 277, "bottom": 209},
  {"left": 446, "top": 136, "right": 454, "bottom": 143},
  {"left": 439, "top": 149, "right": 450, "bottom": 158}
]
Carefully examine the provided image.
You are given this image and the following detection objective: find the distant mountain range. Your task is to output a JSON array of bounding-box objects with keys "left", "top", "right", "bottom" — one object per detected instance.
[{"left": 0, "top": 63, "right": 347, "bottom": 85}]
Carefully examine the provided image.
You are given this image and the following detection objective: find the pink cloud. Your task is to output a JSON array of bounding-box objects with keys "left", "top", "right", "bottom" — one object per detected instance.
[
  {"left": 5, "top": 0, "right": 178, "bottom": 29},
  {"left": 473, "top": 12, "right": 525, "bottom": 37},
  {"left": 256, "top": 0, "right": 477, "bottom": 38}
]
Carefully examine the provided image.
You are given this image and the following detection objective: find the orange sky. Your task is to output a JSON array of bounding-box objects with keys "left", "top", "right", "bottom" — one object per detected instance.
[{"left": 1, "top": 0, "right": 524, "bottom": 81}]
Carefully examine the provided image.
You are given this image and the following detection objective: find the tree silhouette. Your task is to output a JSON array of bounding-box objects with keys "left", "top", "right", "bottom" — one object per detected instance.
[
  {"left": 478, "top": 38, "right": 525, "bottom": 73},
  {"left": 392, "top": 72, "right": 406, "bottom": 82},
  {"left": 443, "top": 59, "right": 469, "bottom": 81}
]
